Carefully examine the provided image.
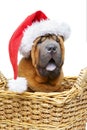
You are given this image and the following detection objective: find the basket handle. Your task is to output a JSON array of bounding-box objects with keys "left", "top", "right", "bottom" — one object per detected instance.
[
  {"left": 64, "top": 67, "right": 87, "bottom": 103},
  {"left": 71, "top": 67, "right": 87, "bottom": 98},
  {"left": 74, "top": 67, "right": 87, "bottom": 89}
]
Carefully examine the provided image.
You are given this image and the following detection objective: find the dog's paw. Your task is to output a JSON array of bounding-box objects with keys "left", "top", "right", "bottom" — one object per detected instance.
[{"left": 7, "top": 77, "right": 28, "bottom": 93}]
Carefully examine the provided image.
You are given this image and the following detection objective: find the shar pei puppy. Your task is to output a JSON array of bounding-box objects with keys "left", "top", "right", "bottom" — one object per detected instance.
[
  {"left": 18, "top": 34, "right": 64, "bottom": 92},
  {"left": 8, "top": 11, "right": 71, "bottom": 93}
]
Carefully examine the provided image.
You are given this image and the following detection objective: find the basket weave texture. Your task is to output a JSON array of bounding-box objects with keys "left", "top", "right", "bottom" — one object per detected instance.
[{"left": 0, "top": 68, "right": 87, "bottom": 130}]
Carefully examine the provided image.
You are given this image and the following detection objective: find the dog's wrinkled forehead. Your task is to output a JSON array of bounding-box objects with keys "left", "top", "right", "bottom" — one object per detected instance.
[{"left": 33, "top": 34, "right": 61, "bottom": 45}]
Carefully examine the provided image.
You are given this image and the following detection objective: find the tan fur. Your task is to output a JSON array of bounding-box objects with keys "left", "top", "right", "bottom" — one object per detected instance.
[{"left": 18, "top": 35, "right": 65, "bottom": 92}]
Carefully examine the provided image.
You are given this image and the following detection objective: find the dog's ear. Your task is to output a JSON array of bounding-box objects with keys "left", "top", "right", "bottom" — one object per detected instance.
[
  {"left": 59, "top": 36, "right": 64, "bottom": 41},
  {"left": 33, "top": 36, "right": 41, "bottom": 45},
  {"left": 56, "top": 35, "right": 64, "bottom": 43}
]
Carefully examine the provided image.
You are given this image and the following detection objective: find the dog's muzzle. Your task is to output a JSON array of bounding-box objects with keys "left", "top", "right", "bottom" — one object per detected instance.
[{"left": 37, "top": 38, "right": 63, "bottom": 79}]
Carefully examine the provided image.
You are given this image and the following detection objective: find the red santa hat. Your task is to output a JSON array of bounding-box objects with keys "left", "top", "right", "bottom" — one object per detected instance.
[{"left": 9, "top": 10, "right": 71, "bottom": 80}]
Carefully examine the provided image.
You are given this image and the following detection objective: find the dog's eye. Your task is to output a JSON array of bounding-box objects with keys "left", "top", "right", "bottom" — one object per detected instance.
[
  {"left": 56, "top": 36, "right": 60, "bottom": 43},
  {"left": 37, "top": 37, "right": 47, "bottom": 44},
  {"left": 52, "top": 35, "right": 60, "bottom": 43},
  {"left": 57, "top": 38, "right": 60, "bottom": 43}
]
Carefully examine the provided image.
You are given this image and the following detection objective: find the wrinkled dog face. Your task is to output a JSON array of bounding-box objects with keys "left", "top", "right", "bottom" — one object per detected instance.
[{"left": 32, "top": 34, "right": 64, "bottom": 80}]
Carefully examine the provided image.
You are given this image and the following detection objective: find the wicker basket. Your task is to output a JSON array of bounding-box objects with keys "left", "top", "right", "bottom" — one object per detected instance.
[{"left": 0, "top": 68, "right": 87, "bottom": 130}]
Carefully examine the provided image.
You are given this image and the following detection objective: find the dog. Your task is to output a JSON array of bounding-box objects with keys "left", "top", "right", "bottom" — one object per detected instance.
[
  {"left": 8, "top": 11, "right": 71, "bottom": 93},
  {"left": 18, "top": 34, "right": 65, "bottom": 92}
]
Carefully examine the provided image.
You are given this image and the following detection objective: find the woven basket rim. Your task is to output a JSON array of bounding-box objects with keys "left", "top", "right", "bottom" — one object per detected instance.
[
  {"left": 0, "top": 67, "right": 87, "bottom": 104},
  {"left": 0, "top": 77, "right": 84, "bottom": 105}
]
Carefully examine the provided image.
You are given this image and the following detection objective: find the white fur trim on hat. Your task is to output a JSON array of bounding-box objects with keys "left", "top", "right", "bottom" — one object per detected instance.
[
  {"left": 19, "top": 19, "right": 71, "bottom": 57},
  {"left": 7, "top": 77, "right": 28, "bottom": 93}
]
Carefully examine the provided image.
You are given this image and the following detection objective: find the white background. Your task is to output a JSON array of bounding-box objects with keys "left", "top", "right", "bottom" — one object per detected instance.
[
  {"left": 0, "top": 0, "right": 86, "bottom": 79},
  {"left": 0, "top": 0, "right": 87, "bottom": 129}
]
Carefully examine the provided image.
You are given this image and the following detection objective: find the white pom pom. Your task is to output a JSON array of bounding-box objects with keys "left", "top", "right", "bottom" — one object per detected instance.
[
  {"left": 58, "top": 22, "right": 71, "bottom": 40},
  {"left": 7, "top": 77, "right": 28, "bottom": 93}
]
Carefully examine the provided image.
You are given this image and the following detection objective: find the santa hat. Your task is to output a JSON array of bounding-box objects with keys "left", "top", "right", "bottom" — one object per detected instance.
[{"left": 9, "top": 10, "right": 71, "bottom": 80}]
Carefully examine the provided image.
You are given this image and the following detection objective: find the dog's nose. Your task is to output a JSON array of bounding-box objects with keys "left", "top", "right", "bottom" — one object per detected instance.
[{"left": 46, "top": 44, "right": 57, "bottom": 53}]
